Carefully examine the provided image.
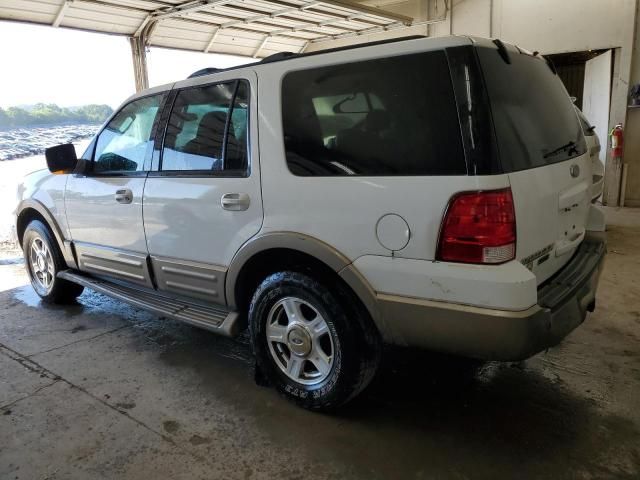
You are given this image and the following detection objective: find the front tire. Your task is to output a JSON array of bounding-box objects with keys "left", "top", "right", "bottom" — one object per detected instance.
[
  {"left": 22, "top": 220, "right": 84, "bottom": 304},
  {"left": 249, "top": 271, "right": 380, "bottom": 410}
]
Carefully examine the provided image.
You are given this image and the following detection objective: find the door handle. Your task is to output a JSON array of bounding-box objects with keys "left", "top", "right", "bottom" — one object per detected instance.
[
  {"left": 221, "top": 193, "right": 250, "bottom": 211},
  {"left": 115, "top": 189, "right": 133, "bottom": 204}
]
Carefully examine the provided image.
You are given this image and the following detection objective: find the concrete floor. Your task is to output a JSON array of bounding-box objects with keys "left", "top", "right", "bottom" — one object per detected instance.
[{"left": 1, "top": 208, "right": 639, "bottom": 480}]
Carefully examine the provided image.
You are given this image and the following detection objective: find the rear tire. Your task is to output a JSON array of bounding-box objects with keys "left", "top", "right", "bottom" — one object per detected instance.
[
  {"left": 22, "top": 220, "right": 84, "bottom": 304},
  {"left": 249, "top": 271, "right": 380, "bottom": 411}
]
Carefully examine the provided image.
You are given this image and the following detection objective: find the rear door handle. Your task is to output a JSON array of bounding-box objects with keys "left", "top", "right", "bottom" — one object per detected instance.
[
  {"left": 221, "top": 193, "right": 250, "bottom": 211},
  {"left": 115, "top": 188, "right": 133, "bottom": 204}
]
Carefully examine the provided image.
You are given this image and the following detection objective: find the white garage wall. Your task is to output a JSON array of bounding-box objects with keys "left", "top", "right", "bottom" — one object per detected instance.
[
  {"left": 437, "top": 0, "right": 627, "bottom": 54},
  {"left": 622, "top": 12, "right": 640, "bottom": 206}
]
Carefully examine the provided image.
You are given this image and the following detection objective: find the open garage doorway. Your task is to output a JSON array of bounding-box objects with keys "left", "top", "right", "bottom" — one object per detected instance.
[{"left": 548, "top": 49, "right": 613, "bottom": 167}]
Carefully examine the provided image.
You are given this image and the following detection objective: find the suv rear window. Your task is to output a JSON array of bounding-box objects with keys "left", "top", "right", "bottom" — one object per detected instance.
[
  {"left": 281, "top": 51, "right": 466, "bottom": 176},
  {"left": 477, "top": 47, "right": 587, "bottom": 172}
]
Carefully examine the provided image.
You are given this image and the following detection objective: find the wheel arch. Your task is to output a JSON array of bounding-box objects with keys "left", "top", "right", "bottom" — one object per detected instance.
[
  {"left": 16, "top": 200, "right": 77, "bottom": 268},
  {"left": 226, "top": 232, "right": 387, "bottom": 340}
]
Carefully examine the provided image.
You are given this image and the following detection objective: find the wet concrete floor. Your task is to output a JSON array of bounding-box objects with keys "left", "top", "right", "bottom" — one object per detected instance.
[{"left": 1, "top": 207, "right": 639, "bottom": 479}]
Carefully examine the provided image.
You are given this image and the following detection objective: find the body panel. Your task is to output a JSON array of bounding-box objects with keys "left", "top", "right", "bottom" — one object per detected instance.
[
  {"left": 64, "top": 176, "right": 152, "bottom": 285},
  {"left": 151, "top": 255, "right": 226, "bottom": 303},
  {"left": 16, "top": 169, "right": 70, "bottom": 239},
  {"left": 74, "top": 241, "right": 153, "bottom": 288},
  {"left": 379, "top": 232, "right": 605, "bottom": 359},
  {"left": 352, "top": 255, "right": 537, "bottom": 311},
  {"left": 257, "top": 41, "right": 509, "bottom": 263},
  {"left": 143, "top": 71, "right": 262, "bottom": 301},
  {"left": 508, "top": 153, "right": 592, "bottom": 284},
  {"left": 143, "top": 176, "right": 262, "bottom": 268},
  {"left": 65, "top": 176, "right": 148, "bottom": 252}
]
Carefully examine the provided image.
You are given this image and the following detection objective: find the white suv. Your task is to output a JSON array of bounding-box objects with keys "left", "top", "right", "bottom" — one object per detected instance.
[{"left": 15, "top": 36, "right": 606, "bottom": 410}]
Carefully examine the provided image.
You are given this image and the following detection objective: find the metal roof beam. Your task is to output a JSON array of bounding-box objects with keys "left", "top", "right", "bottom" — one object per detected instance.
[
  {"left": 210, "top": 3, "right": 379, "bottom": 36},
  {"left": 178, "top": 4, "right": 381, "bottom": 41},
  {"left": 263, "top": 0, "right": 412, "bottom": 25},
  {"left": 203, "top": 27, "right": 219, "bottom": 52},
  {"left": 310, "top": 19, "right": 405, "bottom": 42},
  {"left": 169, "top": 7, "right": 351, "bottom": 39},
  {"left": 52, "top": 0, "right": 72, "bottom": 27},
  {"left": 252, "top": 35, "right": 269, "bottom": 57},
  {"left": 152, "top": 0, "right": 235, "bottom": 21},
  {"left": 151, "top": 0, "right": 412, "bottom": 45},
  {"left": 134, "top": 14, "right": 152, "bottom": 37},
  {"left": 76, "top": 0, "right": 150, "bottom": 14},
  {"left": 167, "top": 14, "right": 322, "bottom": 42},
  {"left": 217, "top": 1, "right": 321, "bottom": 29},
  {"left": 214, "top": 0, "right": 393, "bottom": 29},
  {"left": 316, "top": 0, "right": 411, "bottom": 24}
]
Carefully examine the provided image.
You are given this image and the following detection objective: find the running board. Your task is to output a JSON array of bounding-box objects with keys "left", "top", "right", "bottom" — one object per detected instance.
[{"left": 58, "top": 270, "right": 241, "bottom": 337}]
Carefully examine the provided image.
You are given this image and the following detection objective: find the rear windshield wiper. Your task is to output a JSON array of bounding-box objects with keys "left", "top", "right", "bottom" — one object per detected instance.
[{"left": 543, "top": 141, "right": 578, "bottom": 159}]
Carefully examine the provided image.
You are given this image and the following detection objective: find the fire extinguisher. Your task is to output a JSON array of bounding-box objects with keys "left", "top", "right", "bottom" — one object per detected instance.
[{"left": 610, "top": 124, "right": 624, "bottom": 158}]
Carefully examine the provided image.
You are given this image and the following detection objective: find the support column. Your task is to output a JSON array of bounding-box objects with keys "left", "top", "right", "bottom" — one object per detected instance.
[{"left": 129, "top": 35, "right": 149, "bottom": 93}]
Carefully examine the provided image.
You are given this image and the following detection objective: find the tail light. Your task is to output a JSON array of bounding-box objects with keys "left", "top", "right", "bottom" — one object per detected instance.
[{"left": 437, "top": 188, "right": 516, "bottom": 264}]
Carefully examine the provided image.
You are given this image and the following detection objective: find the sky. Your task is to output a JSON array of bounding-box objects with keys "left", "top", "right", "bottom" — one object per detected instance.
[{"left": 0, "top": 21, "right": 253, "bottom": 109}]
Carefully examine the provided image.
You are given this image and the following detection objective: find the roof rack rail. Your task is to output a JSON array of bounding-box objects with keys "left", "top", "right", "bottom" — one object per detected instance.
[
  {"left": 261, "top": 51, "right": 297, "bottom": 63},
  {"left": 176, "top": 35, "right": 429, "bottom": 81},
  {"left": 187, "top": 67, "right": 223, "bottom": 79}
]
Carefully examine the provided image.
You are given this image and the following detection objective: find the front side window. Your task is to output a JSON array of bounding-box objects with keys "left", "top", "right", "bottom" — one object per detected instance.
[
  {"left": 161, "top": 80, "right": 249, "bottom": 173},
  {"left": 93, "top": 94, "right": 164, "bottom": 173},
  {"left": 281, "top": 51, "right": 466, "bottom": 176}
]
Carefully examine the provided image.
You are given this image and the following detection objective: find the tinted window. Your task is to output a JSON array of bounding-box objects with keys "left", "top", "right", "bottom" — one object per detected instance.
[
  {"left": 282, "top": 51, "right": 466, "bottom": 176},
  {"left": 94, "top": 94, "right": 164, "bottom": 173},
  {"left": 226, "top": 81, "right": 249, "bottom": 172},
  {"left": 477, "top": 47, "right": 587, "bottom": 171},
  {"left": 162, "top": 81, "right": 248, "bottom": 173}
]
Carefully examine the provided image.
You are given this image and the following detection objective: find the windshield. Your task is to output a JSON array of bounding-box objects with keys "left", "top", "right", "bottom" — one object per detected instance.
[{"left": 477, "top": 46, "right": 587, "bottom": 172}]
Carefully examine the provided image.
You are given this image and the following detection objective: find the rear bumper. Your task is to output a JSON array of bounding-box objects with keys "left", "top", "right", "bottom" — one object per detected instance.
[{"left": 380, "top": 232, "right": 606, "bottom": 361}]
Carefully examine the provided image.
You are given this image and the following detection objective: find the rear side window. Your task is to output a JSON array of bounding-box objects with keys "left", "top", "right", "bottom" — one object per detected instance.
[
  {"left": 282, "top": 51, "right": 466, "bottom": 176},
  {"left": 477, "top": 47, "right": 587, "bottom": 171},
  {"left": 161, "top": 80, "right": 249, "bottom": 174}
]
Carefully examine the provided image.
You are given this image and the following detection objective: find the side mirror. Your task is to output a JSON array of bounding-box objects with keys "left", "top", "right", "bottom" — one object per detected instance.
[{"left": 45, "top": 144, "right": 78, "bottom": 174}]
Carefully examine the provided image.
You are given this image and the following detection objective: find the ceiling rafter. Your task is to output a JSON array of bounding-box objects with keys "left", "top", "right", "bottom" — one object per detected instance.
[
  {"left": 3, "top": 0, "right": 414, "bottom": 57},
  {"left": 165, "top": 0, "right": 394, "bottom": 44}
]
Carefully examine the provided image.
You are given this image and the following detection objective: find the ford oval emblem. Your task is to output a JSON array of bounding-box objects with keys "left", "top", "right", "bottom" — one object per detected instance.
[{"left": 570, "top": 164, "right": 580, "bottom": 178}]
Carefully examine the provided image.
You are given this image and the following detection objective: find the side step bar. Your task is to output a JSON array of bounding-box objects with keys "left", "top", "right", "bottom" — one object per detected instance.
[{"left": 58, "top": 270, "right": 241, "bottom": 337}]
